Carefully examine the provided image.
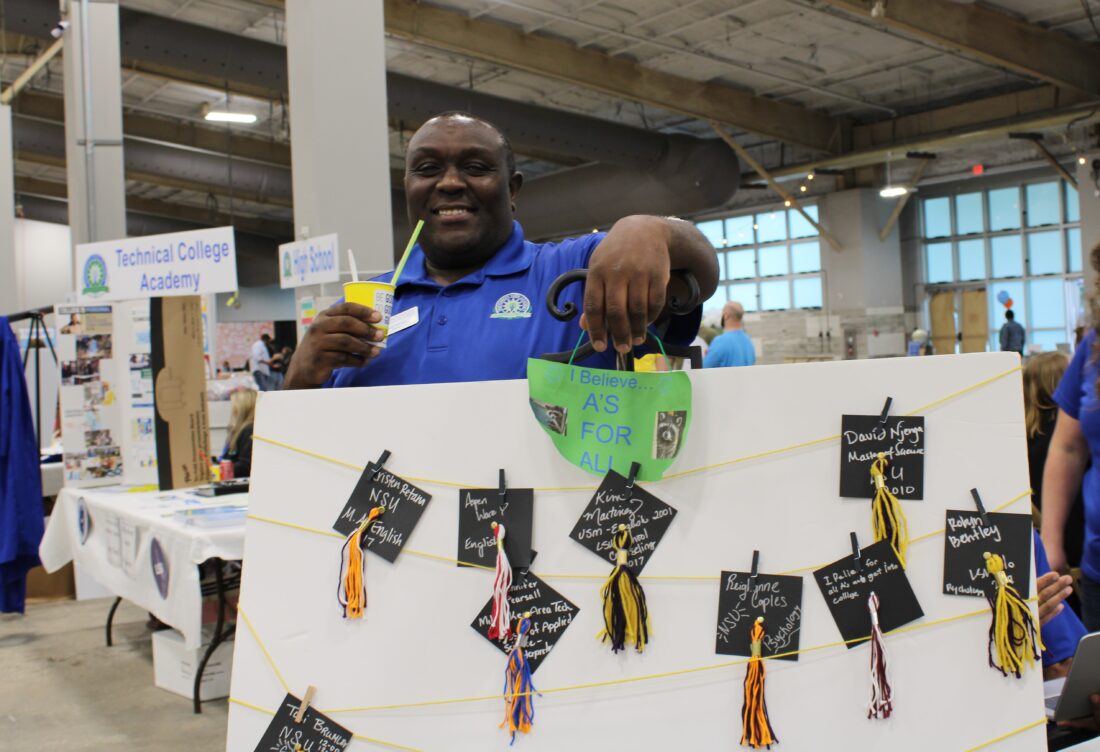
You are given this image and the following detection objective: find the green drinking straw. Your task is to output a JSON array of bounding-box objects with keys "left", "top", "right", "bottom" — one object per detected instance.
[{"left": 390, "top": 219, "right": 424, "bottom": 286}]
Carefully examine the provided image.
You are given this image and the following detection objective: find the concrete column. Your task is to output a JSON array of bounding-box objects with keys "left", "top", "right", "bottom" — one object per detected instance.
[
  {"left": 0, "top": 106, "right": 17, "bottom": 315},
  {"left": 819, "top": 188, "right": 907, "bottom": 358},
  {"left": 61, "top": 0, "right": 127, "bottom": 260},
  {"left": 285, "top": 0, "right": 394, "bottom": 331},
  {"left": 1077, "top": 153, "right": 1100, "bottom": 304}
]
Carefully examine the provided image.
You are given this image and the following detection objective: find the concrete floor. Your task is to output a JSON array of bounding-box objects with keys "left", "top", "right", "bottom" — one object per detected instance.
[{"left": 0, "top": 597, "right": 228, "bottom": 751}]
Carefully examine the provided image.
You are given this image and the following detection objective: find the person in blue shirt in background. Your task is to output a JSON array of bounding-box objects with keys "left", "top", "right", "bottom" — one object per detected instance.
[
  {"left": 283, "top": 112, "right": 718, "bottom": 390},
  {"left": 703, "top": 301, "right": 755, "bottom": 369}
]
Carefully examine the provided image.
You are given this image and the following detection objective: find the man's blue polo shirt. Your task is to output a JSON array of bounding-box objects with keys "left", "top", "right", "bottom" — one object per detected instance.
[{"left": 324, "top": 221, "right": 700, "bottom": 388}]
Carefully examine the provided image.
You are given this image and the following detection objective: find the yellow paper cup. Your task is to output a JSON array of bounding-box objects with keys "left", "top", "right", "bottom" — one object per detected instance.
[{"left": 344, "top": 281, "right": 396, "bottom": 348}]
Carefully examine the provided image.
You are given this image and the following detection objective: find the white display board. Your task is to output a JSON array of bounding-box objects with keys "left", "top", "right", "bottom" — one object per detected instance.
[{"left": 227, "top": 353, "right": 1044, "bottom": 752}]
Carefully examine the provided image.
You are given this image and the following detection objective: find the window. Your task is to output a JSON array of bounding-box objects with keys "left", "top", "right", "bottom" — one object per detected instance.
[
  {"left": 957, "top": 239, "right": 985, "bottom": 281},
  {"left": 696, "top": 219, "right": 725, "bottom": 249},
  {"left": 1026, "top": 182, "right": 1060, "bottom": 227},
  {"left": 697, "top": 204, "right": 823, "bottom": 315},
  {"left": 921, "top": 179, "right": 1080, "bottom": 352},
  {"left": 926, "top": 242, "right": 953, "bottom": 283},
  {"left": 955, "top": 193, "right": 983, "bottom": 235},
  {"left": 988, "top": 187, "right": 1021, "bottom": 231},
  {"left": 924, "top": 197, "right": 951, "bottom": 238}
]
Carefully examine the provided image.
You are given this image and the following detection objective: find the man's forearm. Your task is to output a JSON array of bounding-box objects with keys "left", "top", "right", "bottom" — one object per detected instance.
[{"left": 660, "top": 216, "right": 720, "bottom": 302}]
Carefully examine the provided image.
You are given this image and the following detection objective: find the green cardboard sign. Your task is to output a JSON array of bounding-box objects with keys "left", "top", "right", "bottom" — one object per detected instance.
[{"left": 527, "top": 357, "right": 692, "bottom": 481}]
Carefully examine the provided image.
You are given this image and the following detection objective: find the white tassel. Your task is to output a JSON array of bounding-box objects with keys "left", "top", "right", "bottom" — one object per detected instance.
[
  {"left": 868, "top": 591, "right": 893, "bottom": 719},
  {"left": 488, "top": 522, "right": 512, "bottom": 641}
]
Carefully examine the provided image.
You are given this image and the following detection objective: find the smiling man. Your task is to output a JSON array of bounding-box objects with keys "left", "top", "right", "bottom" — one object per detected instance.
[{"left": 283, "top": 112, "right": 719, "bottom": 390}]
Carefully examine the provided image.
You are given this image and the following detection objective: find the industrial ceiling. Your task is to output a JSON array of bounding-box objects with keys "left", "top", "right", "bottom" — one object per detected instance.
[{"left": 2, "top": 0, "right": 1098, "bottom": 283}]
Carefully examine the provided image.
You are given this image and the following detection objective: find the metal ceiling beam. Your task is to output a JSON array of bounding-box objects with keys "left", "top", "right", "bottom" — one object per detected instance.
[
  {"left": 767, "top": 85, "right": 1098, "bottom": 178},
  {"left": 11, "top": 90, "right": 292, "bottom": 166},
  {"left": 14, "top": 175, "right": 291, "bottom": 239},
  {"left": 815, "top": 0, "right": 1100, "bottom": 95},
  {"left": 382, "top": 0, "right": 846, "bottom": 154}
]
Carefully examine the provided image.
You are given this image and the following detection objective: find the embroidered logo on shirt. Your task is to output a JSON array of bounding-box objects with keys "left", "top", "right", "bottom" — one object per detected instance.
[{"left": 490, "top": 292, "right": 533, "bottom": 319}]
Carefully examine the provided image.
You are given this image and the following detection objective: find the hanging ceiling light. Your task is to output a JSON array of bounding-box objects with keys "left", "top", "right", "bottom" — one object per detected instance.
[
  {"left": 879, "top": 157, "right": 909, "bottom": 198},
  {"left": 201, "top": 102, "right": 257, "bottom": 124}
]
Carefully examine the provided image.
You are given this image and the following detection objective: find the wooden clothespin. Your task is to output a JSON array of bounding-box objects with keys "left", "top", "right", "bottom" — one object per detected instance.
[
  {"left": 498, "top": 468, "right": 507, "bottom": 503},
  {"left": 850, "top": 531, "right": 863, "bottom": 571},
  {"left": 749, "top": 549, "right": 760, "bottom": 586},
  {"left": 294, "top": 685, "right": 317, "bottom": 724}
]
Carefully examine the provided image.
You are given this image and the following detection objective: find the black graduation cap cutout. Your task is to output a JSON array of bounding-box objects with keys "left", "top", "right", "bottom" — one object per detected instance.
[
  {"left": 471, "top": 571, "right": 579, "bottom": 674},
  {"left": 252, "top": 690, "right": 352, "bottom": 752},
  {"left": 943, "top": 489, "right": 1033, "bottom": 599},
  {"left": 331, "top": 450, "right": 433, "bottom": 563},
  {"left": 715, "top": 550, "right": 804, "bottom": 661},
  {"left": 457, "top": 469, "right": 534, "bottom": 569},
  {"left": 839, "top": 397, "right": 925, "bottom": 500},
  {"left": 813, "top": 534, "right": 924, "bottom": 648},
  {"left": 568, "top": 463, "right": 677, "bottom": 573}
]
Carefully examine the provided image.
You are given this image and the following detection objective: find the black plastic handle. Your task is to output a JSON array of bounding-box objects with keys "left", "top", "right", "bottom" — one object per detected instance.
[{"left": 545, "top": 268, "right": 702, "bottom": 322}]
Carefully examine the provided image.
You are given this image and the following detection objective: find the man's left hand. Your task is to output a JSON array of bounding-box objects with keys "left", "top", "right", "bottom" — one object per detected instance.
[{"left": 581, "top": 216, "right": 671, "bottom": 354}]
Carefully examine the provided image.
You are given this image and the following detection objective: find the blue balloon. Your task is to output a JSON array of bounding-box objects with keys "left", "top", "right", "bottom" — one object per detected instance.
[{"left": 996, "top": 290, "right": 1010, "bottom": 304}]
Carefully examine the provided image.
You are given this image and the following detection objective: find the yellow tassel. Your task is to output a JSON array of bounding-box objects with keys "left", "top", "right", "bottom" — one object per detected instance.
[
  {"left": 870, "top": 452, "right": 909, "bottom": 567},
  {"left": 741, "top": 617, "right": 777, "bottom": 749},
  {"left": 599, "top": 524, "right": 650, "bottom": 653},
  {"left": 340, "top": 506, "right": 384, "bottom": 620},
  {"left": 984, "top": 552, "right": 1043, "bottom": 678}
]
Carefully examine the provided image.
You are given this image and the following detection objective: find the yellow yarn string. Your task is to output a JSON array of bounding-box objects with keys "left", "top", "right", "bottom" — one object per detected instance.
[
  {"left": 870, "top": 452, "right": 909, "bottom": 567},
  {"left": 252, "top": 365, "right": 1022, "bottom": 492},
  {"left": 246, "top": 488, "right": 1032, "bottom": 584},
  {"left": 227, "top": 698, "right": 424, "bottom": 752}
]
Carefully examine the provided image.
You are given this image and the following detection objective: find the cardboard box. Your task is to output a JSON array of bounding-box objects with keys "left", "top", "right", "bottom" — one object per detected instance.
[
  {"left": 152, "top": 627, "right": 233, "bottom": 701},
  {"left": 25, "top": 562, "right": 74, "bottom": 601},
  {"left": 151, "top": 296, "right": 210, "bottom": 489}
]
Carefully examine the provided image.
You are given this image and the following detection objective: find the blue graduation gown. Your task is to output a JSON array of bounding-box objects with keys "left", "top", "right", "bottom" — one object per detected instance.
[{"left": 1, "top": 317, "right": 44, "bottom": 613}]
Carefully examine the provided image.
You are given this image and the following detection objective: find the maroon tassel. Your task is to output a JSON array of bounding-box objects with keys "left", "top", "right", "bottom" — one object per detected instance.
[{"left": 868, "top": 591, "right": 893, "bottom": 719}]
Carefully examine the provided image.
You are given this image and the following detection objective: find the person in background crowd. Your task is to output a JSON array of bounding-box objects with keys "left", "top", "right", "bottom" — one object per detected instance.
[
  {"left": 220, "top": 359, "right": 232, "bottom": 374},
  {"left": 1000, "top": 309, "right": 1025, "bottom": 355},
  {"left": 703, "top": 301, "right": 755, "bottom": 368},
  {"left": 907, "top": 328, "right": 932, "bottom": 356},
  {"left": 1042, "top": 243, "right": 1100, "bottom": 631},
  {"left": 250, "top": 332, "right": 273, "bottom": 391},
  {"left": 221, "top": 390, "right": 256, "bottom": 478},
  {"left": 1026, "top": 352, "right": 1085, "bottom": 575}
]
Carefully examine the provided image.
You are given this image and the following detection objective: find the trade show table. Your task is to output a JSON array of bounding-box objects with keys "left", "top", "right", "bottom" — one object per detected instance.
[{"left": 39, "top": 485, "right": 246, "bottom": 711}]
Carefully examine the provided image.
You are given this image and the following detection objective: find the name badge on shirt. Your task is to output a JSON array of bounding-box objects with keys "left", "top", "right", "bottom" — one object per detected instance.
[{"left": 389, "top": 306, "right": 419, "bottom": 335}]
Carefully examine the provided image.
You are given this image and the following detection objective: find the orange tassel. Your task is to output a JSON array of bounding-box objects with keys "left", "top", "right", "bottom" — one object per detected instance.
[
  {"left": 339, "top": 506, "right": 384, "bottom": 619},
  {"left": 741, "top": 617, "right": 777, "bottom": 749}
]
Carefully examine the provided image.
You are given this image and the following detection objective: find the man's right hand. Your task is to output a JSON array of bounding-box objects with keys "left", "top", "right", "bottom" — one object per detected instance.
[{"left": 283, "top": 303, "right": 384, "bottom": 389}]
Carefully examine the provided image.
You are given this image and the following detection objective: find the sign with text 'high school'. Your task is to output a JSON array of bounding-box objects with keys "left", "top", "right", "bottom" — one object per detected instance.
[
  {"left": 75, "top": 226, "right": 237, "bottom": 303},
  {"left": 279, "top": 233, "right": 340, "bottom": 288}
]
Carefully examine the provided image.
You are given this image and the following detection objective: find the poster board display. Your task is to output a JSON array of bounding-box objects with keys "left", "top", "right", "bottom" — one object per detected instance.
[
  {"left": 56, "top": 304, "right": 124, "bottom": 486},
  {"left": 227, "top": 353, "right": 1044, "bottom": 751},
  {"left": 112, "top": 299, "right": 158, "bottom": 486}
]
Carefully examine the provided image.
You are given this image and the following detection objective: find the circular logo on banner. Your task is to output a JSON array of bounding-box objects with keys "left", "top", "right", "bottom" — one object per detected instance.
[
  {"left": 81, "top": 254, "right": 110, "bottom": 297},
  {"left": 76, "top": 498, "right": 92, "bottom": 545},
  {"left": 150, "top": 538, "right": 170, "bottom": 599}
]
